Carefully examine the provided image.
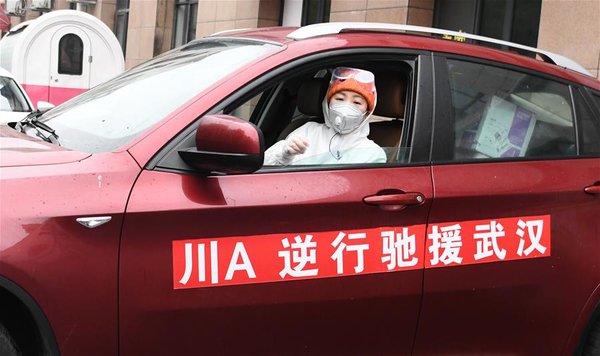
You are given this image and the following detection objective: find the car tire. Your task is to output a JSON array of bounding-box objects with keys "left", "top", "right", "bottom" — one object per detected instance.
[
  {"left": 0, "top": 322, "right": 21, "bottom": 356},
  {"left": 584, "top": 318, "right": 600, "bottom": 356}
]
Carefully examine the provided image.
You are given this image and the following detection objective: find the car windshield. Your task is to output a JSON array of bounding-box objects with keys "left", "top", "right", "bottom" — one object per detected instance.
[
  {"left": 0, "top": 76, "right": 31, "bottom": 113},
  {"left": 39, "top": 39, "right": 279, "bottom": 153}
]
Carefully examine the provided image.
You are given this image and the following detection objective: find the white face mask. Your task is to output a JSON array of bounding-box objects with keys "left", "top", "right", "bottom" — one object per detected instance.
[{"left": 323, "top": 101, "right": 368, "bottom": 134}]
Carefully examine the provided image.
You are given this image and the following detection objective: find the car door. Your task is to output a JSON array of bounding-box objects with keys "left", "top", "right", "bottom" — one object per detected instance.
[
  {"left": 119, "top": 53, "right": 435, "bottom": 354},
  {"left": 413, "top": 56, "right": 600, "bottom": 354}
]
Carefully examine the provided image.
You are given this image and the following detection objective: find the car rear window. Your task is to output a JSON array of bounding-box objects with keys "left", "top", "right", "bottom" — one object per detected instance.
[{"left": 447, "top": 59, "right": 576, "bottom": 160}]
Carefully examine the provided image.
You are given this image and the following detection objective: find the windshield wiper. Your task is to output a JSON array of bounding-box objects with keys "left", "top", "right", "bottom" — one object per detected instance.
[{"left": 16, "top": 111, "right": 60, "bottom": 145}]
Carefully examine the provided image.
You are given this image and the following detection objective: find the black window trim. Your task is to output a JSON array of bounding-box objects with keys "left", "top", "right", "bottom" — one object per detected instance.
[
  {"left": 430, "top": 53, "right": 453, "bottom": 162},
  {"left": 581, "top": 87, "right": 600, "bottom": 118},
  {"left": 249, "top": 83, "right": 284, "bottom": 127},
  {"left": 574, "top": 86, "right": 600, "bottom": 157},
  {"left": 430, "top": 52, "right": 588, "bottom": 165},
  {"left": 147, "top": 47, "right": 434, "bottom": 174},
  {"left": 569, "top": 85, "right": 581, "bottom": 156}
]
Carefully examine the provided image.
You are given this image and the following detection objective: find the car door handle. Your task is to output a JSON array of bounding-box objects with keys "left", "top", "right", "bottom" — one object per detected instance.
[
  {"left": 584, "top": 184, "right": 600, "bottom": 195},
  {"left": 363, "top": 192, "right": 425, "bottom": 211}
]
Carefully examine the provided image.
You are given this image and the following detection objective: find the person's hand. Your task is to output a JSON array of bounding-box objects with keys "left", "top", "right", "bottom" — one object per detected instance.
[{"left": 283, "top": 136, "right": 309, "bottom": 158}]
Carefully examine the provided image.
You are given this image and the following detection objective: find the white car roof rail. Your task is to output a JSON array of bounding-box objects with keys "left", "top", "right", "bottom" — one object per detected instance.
[{"left": 287, "top": 22, "right": 591, "bottom": 76}]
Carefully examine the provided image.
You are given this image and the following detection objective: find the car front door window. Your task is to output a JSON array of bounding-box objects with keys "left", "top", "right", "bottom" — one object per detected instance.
[{"left": 223, "top": 62, "right": 415, "bottom": 168}]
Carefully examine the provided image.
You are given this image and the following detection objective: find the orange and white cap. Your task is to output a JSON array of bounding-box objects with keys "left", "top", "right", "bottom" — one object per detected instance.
[{"left": 326, "top": 67, "right": 377, "bottom": 112}]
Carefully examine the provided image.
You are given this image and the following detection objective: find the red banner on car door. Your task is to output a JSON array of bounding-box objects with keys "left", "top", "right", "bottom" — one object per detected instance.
[{"left": 173, "top": 215, "right": 550, "bottom": 289}]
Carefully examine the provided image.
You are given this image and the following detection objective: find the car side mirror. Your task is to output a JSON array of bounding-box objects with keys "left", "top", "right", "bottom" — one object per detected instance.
[
  {"left": 37, "top": 101, "right": 55, "bottom": 113},
  {"left": 178, "top": 114, "right": 264, "bottom": 175}
]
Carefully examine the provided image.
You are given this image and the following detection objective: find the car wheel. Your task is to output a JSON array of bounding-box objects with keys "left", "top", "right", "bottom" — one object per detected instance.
[
  {"left": 0, "top": 322, "right": 21, "bottom": 356},
  {"left": 584, "top": 318, "right": 600, "bottom": 356}
]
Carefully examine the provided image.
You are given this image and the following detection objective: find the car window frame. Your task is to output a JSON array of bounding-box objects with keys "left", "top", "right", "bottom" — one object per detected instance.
[
  {"left": 431, "top": 53, "right": 588, "bottom": 164},
  {"left": 576, "top": 86, "right": 600, "bottom": 157},
  {"left": 149, "top": 47, "right": 434, "bottom": 174},
  {"left": 226, "top": 55, "right": 423, "bottom": 155}
]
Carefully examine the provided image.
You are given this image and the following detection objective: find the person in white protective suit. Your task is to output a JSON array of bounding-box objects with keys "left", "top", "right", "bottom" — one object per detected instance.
[{"left": 264, "top": 67, "right": 387, "bottom": 165}]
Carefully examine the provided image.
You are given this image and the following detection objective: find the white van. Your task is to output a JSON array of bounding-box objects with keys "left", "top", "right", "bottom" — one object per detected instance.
[{"left": 0, "top": 10, "right": 124, "bottom": 108}]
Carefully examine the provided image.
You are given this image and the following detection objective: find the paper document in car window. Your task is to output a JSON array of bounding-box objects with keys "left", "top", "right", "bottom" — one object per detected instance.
[{"left": 474, "top": 96, "right": 536, "bottom": 158}]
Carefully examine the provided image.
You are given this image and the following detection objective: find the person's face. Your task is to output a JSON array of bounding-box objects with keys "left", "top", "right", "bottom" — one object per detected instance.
[{"left": 330, "top": 90, "right": 368, "bottom": 113}]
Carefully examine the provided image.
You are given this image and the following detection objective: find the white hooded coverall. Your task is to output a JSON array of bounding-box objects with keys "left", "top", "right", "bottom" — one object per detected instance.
[{"left": 263, "top": 121, "right": 387, "bottom": 165}]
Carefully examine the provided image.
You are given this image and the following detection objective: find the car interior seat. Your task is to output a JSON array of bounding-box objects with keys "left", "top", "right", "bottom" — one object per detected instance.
[
  {"left": 368, "top": 71, "right": 407, "bottom": 162},
  {"left": 277, "top": 77, "right": 328, "bottom": 141}
]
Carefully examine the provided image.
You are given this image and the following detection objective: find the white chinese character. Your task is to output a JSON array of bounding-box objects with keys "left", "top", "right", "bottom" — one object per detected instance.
[
  {"left": 331, "top": 232, "right": 370, "bottom": 274},
  {"left": 516, "top": 219, "right": 547, "bottom": 256},
  {"left": 178, "top": 241, "right": 233, "bottom": 285},
  {"left": 179, "top": 242, "right": 197, "bottom": 285},
  {"left": 428, "top": 224, "right": 463, "bottom": 266},
  {"left": 278, "top": 235, "right": 319, "bottom": 278},
  {"left": 474, "top": 220, "right": 506, "bottom": 260},
  {"left": 381, "top": 228, "right": 418, "bottom": 269}
]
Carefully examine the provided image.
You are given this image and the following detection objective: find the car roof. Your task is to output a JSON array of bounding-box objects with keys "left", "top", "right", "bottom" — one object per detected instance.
[{"left": 211, "top": 23, "right": 600, "bottom": 90}]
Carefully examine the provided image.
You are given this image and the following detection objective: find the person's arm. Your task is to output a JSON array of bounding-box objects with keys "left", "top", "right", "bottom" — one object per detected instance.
[
  {"left": 264, "top": 128, "right": 310, "bottom": 166},
  {"left": 264, "top": 140, "right": 292, "bottom": 165}
]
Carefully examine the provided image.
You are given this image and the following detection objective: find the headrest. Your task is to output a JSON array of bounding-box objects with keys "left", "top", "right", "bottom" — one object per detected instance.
[
  {"left": 373, "top": 71, "right": 406, "bottom": 118},
  {"left": 297, "top": 78, "right": 328, "bottom": 117}
]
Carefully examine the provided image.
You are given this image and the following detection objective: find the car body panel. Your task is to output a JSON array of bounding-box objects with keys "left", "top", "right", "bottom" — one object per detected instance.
[
  {"left": 0, "top": 126, "right": 90, "bottom": 167},
  {"left": 119, "top": 166, "right": 433, "bottom": 354},
  {"left": 0, "top": 151, "right": 140, "bottom": 355},
  {"left": 414, "top": 158, "right": 600, "bottom": 354}
]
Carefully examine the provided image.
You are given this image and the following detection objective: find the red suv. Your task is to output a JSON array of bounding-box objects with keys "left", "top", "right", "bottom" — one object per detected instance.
[{"left": 1, "top": 23, "right": 600, "bottom": 355}]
